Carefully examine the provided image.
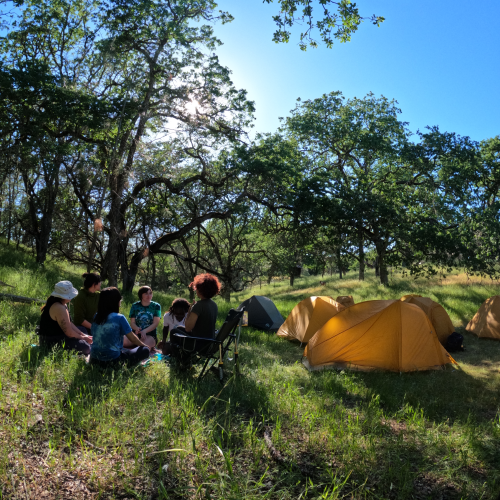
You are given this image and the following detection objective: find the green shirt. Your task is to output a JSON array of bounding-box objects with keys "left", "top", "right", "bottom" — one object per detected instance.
[{"left": 72, "top": 288, "right": 100, "bottom": 326}]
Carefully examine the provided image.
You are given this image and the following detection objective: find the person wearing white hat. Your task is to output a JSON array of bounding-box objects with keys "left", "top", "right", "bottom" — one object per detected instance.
[{"left": 37, "top": 281, "right": 93, "bottom": 354}]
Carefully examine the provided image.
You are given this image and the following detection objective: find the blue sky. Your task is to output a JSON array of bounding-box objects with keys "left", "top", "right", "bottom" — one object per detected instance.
[{"left": 211, "top": 0, "right": 499, "bottom": 142}]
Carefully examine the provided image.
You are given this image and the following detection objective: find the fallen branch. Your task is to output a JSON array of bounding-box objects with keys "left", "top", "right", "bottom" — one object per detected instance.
[
  {"left": 0, "top": 293, "right": 45, "bottom": 305},
  {"left": 264, "top": 427, "right": 285, "bottom": 463}
]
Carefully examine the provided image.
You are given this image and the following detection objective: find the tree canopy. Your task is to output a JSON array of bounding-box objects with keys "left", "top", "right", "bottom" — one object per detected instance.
[{"left": 0, "top": 0, "right": 498, "bottom": 295}]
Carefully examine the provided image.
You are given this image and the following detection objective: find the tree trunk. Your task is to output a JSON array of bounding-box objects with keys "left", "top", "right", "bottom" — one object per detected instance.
[
  {"left": 376, "top": 244, "right": 388, "bottom": 285},
  {"left": 220, "top": 287, "right": 231, "bottom": 302},
  {"left": 151, "top": 253, "right": 156, "bottom": 289},
  {"left": 121, "top": 247, "right": 143, "bottom": 293},
  {"left": 358, "top": 227, "right": 365, "bottom": 281},
  {"left": 22, "top": 159, "right": 60, "bottom": 265},
  {"left": 337, "top": 248, "right": 342, "bottom": 279},
  {"left": 289, "top": 273, "right": 295, "bottom": 286},
  {"left": 375, "top": 256, "right": 380, "bottom": 277},
  {"left": 103, "top": 172, "right": 125, "bottom": 287}
]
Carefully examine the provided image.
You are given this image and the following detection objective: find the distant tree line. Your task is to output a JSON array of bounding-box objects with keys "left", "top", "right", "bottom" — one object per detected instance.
[{"left": 1, "top": 0, "right": 499, "bottom": 300}]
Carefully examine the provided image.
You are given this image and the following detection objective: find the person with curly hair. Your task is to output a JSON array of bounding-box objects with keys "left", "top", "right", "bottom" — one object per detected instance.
[{"left": 167, "top": 274, "right": 221, "bottom": 354}]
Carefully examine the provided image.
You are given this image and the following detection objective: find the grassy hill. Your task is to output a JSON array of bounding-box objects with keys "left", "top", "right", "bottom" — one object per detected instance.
[{"left": 0, "top": 243, "right": 499, "bottom": 499}]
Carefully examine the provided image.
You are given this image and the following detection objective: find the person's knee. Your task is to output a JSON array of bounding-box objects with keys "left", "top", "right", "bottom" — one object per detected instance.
[{"left": 144, "top": 335, "right": 156, "bottom": 348}]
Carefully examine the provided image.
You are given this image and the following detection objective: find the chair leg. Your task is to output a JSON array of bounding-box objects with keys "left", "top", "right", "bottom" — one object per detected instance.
[
  {"left": 218, "top": 344, "right": 223, "bottom": 384},
  {"left": 198, "top": 356, "right": 212, "bottom": 380}
]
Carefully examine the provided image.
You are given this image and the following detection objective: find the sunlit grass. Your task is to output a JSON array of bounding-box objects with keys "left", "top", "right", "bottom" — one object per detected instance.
[{"left": 0, "top": 242, "right": 499, "bottom": 499}]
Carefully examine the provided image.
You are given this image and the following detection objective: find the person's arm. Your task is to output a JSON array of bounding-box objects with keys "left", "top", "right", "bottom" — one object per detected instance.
[
  {"left": 81, "top": 319, "right": 92, "bottom": 330},
  {"left": 130, "top": 317, "right": 141, "bottom": 333},
  {"left": 125, "top": 331, "right": 151, "bottom": 350},
  {"left": 184, "top": 312, "right": 198, "bottom": 333},
  {"left": 53, "top": 304, "right": 93, "bottom": 343},
  {"left": 141, "top": 316, "right": 160, "bottom": 335},
  {"left": 162, "top": 325, "right": 169, "bottom": 342}
]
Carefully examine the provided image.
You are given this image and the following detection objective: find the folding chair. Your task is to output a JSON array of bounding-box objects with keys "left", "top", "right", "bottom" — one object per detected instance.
[{"left": 171, "top": 308, "right": 244, "bottom": 383}]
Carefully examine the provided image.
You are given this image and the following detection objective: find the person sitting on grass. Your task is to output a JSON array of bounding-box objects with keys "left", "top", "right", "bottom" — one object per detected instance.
[
  {"left": 124, "top": 286, "right": 159, "bottom": 349},
  {"left": 72, "top": 272, "right": 101, "bottom": 335},
  {"left": 167, "top": 274, "right": 220, "bottom": 354},
  {"left": 90, "top": 287, "right": 152, "bottom": 366},
  {"left": 38, "top": 281, "right": 93, "bottom": 354},
  {"left": 157, "top": 298, "right": 190, "bottom": 355}
]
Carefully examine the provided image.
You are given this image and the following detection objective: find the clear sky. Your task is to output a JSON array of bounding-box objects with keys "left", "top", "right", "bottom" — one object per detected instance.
[{"left": 210, "top": 0, "right": 500, "bottom": 142}]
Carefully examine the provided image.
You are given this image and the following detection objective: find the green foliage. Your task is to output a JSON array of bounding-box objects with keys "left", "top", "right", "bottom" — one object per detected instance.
[{"left": 263, "top": 0, "right": 384, "bottom": 50}]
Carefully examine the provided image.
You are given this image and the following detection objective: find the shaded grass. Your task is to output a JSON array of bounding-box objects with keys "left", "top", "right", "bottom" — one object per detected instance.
[{"left": 0, "top": 243, "right": 499, "bottom": 499}]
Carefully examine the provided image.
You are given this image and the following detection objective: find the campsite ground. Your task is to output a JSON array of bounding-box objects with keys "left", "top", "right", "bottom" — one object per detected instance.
[{"left": 0, "top": 244, "right": 499, "bottom": 499}]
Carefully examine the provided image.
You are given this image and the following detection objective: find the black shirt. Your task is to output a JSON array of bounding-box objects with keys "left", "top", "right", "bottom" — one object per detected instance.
[{"left": 191, "top": 298, "right": 218, "bottom": 339}]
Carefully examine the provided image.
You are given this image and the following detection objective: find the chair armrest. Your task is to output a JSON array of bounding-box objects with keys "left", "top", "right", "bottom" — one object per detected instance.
[{"left": 172, "top": 333, "right": 220, "bottom": 343}]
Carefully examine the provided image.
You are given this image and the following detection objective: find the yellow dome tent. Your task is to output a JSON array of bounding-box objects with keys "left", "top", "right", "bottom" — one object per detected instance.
[
  {"left": 466, "top": 295, "right": 500, "bottom": 340},
  {"left": 304, "top": 300, "right": 456, "bottom": 372},
  {"left": 277, "top": 296, "right": 345, "bottom": 344},
  {"left": 400, "top": 295, "right": 454, "bottom": 345},
  {"left": 336, "top": 295, "right": 355, "bottom": 308}
]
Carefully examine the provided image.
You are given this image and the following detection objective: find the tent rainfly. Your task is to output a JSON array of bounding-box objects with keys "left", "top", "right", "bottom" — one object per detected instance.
[
  {"left": 277, "top": 296, "right": 345, "bottom": 344},
  {"left": 400, "top": 295, "right": 455, "bottom": 345},
  {"left": 238, "top": 295, "right": 284, "bottom": 331},
  {"left": 466, "top": 296, "right": 500, "bottom": 340},
  {"left": 304, "top": 300, "right": 456, "bottom": 372}
]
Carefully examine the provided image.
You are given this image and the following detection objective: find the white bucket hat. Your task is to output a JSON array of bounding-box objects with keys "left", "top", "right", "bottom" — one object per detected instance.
[{"left": 51, "top": 281, "right": 79, "bottom": 300}]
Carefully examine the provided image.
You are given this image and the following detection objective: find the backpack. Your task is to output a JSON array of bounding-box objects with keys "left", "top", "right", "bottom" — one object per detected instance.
[{"left": 445, "top": 332, "right": 464, "bottom": 352}]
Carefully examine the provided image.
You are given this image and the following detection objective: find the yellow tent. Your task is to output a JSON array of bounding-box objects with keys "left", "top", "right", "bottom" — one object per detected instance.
[
  {"left": 336, "top": 295, "right": 355, "bottom": 307},
  {"left": 277, "top": 296, "right": 345, "bottom": 344},
  {"left": 466, "top": 295, "right": 500, "bottom": 340},
  {"left": 304, "top": 300, "right": 456, "bottom": 372},
  {"left": 400, "top": 295, "right": 454, "bottom": 345}
]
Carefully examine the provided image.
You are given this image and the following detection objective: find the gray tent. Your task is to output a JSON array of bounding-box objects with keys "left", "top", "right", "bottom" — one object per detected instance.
[{"left": 238, "top": 295, "right": 284, "bottom": 331}]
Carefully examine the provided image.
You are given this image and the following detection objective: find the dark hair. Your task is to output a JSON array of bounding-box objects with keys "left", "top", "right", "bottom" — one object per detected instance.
[
  {"left": 94, "top": 287, "right": 122, "bottom": 325},
  {"left": 82, "top": 272, "right": 101, "bottom": 289},
  {"left": 41, "top": 295, "right": 64, "bottom": 313},
  {"left": 168, "top": 298, "right": 190, "bottom": 322},
  {"left": 138, "top": 286, "right": 152, "bottom": 300},
  {"left": 189, "top": 274, "right": 221, "bottom": 299}
]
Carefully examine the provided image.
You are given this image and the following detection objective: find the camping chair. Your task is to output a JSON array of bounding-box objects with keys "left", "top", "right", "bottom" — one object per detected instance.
[{"left": 171, "top": 308, "right": 244, "bottom": 383}]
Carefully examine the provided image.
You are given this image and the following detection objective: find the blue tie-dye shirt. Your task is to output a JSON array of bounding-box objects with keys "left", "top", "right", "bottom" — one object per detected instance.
[{"left": 90, "top": 313, "right": 132, "bottom": 361}]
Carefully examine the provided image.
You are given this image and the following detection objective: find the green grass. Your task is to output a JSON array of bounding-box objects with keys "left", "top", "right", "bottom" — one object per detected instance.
[{"left": 0, "top": 243, "right": 499, "bottom": 499}]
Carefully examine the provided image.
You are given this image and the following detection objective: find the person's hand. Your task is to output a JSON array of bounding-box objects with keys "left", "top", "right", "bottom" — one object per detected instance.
[{"left": 84, "top": 335, "right": 93, "bottom": 344}]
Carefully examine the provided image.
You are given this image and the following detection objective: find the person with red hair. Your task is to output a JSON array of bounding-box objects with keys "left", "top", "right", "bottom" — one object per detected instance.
[{"left": 167, "top": 273, "right": 221, "bottom": 354}]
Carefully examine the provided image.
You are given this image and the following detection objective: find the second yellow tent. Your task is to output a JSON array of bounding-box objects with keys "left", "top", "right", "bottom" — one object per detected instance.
[{"left": 400, "top": 295, "right": 454, "bottom": 345}]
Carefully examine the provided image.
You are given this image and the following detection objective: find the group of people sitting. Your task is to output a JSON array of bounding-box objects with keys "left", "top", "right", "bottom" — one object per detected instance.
[{"left": 37, "top": 271, "right": 222, "bottom": 367}]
